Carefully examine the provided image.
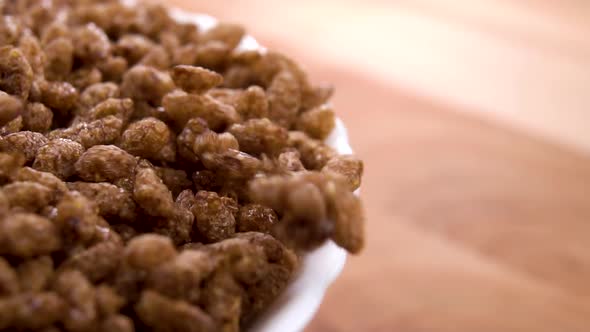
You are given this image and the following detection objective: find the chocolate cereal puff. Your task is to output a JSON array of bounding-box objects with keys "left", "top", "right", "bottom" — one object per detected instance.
[{"left": 0, "top": 1, "right": 365, "bottom": 331}]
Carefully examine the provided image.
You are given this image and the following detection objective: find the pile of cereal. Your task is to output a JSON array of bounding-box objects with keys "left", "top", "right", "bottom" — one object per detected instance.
[{"left": 0, "top": 1, "right": 365, "bottom": 331}]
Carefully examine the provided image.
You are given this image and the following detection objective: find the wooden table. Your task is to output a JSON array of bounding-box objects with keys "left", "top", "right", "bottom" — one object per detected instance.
[{"left": 165, "top": 1, "right": 590, "bottom": 330}]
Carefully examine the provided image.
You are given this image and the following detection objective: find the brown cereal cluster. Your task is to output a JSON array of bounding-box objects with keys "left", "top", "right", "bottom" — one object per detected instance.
[{"left": 0, "top": 1, "right": 365, "bottom": 331}]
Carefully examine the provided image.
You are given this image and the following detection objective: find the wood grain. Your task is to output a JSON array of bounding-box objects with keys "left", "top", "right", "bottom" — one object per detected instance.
[
  {"left": 305, "top": 68, "right": 590, "bottom": 331},
  {"left": 161, "top": 0, "right": 590, "bottom": 330},
  {"left": 301, "top": 65, "right": 590, "bottom": 331}
]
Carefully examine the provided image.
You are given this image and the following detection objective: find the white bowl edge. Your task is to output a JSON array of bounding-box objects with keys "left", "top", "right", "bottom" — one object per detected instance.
[
  {"left": 248, "top": 119, "right": 351, "bottom": 332},
  {"left": 123, "top": 4, "right": 352, "bottom": 331},
  {"left": 171, "top": 9, "right": 352, "bottom": 332}
]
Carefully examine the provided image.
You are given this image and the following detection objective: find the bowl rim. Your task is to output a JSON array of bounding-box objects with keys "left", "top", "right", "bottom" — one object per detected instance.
[
  {"left": 169, "top": 8, "right": 351, "bottom": 332},
  {"left": 248, "top": 119, "right": 351, "bottom": 332},
  {"left": 123, "top": 4, "right": 351, "bottom": 331}
]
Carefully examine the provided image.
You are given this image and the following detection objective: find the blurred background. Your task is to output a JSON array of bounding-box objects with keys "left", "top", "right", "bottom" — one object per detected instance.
[{"left": 167, "top": 1, "right": 590, "bottom": 331}]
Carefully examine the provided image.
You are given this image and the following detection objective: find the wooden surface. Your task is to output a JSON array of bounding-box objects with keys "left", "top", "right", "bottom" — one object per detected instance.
[{"left": 163, "top": 1, "right": 590, "bottom": 331}]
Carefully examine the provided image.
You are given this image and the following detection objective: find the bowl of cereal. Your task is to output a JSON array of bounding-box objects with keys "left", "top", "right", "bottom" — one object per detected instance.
[{"left": 0, "top": 1, "right": 364, "bottom": 332}]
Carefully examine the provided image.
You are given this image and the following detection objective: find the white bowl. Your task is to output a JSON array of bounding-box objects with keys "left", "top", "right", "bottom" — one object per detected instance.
[
  {"left": 170, "top": 8, "right": 351, "bottom": 332},
  {"left": 125, "top": 4, "right": 351, "bottom": 331},
  {"left": 247, "top": 119, "right": 351, "bottom": 332}
]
